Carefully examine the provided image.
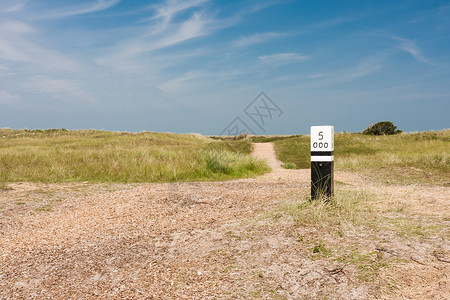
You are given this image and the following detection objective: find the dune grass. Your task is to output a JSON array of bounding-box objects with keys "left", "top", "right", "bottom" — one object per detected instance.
[
  {"left": 0, "top": 129, "right": 269, "bottom": 183},
  {"left": 262, "top": 190, "right": 377, "bottom": 230},
  {"left": 273, "top": 130, "right": 450, "bottom": 184}
]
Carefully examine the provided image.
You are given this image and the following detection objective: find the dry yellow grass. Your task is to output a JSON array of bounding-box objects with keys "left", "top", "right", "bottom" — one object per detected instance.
[{"left": 0, "top": 129, "right": 268, "bottom": 183}]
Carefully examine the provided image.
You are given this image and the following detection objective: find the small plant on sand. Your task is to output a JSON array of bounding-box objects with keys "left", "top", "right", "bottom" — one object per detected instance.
[
  {"left": 283, "top": 162, "right": 297, "bottom": 169},
  {"left": 311, "top": 241, "right": 332, "bottom": 257}
]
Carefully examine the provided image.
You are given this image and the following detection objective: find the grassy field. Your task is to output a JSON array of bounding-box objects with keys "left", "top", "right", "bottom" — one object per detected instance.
[
  {"left": 2, "top": 128, "right": 448, "bottom": 184},
  {"left": 1, "top": 129, "right": 448, "bottom": 298},
  {"left": 273, "top": 130, "right": 450, "bottom": 184},
  {"left": 0, "top": 129, "right": 269, "bottom": 184}
]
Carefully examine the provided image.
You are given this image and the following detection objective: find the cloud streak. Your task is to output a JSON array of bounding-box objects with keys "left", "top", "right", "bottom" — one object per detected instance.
[
  {"left": 96, "top": 0, "right": 216, "bottom": 72},
  {"left": 23, "top": 76, "right": 98, "bottom": 104},
  {"left": 371, "top": 33, "right": 439, "bottom": 67},
  {"left": 97, "top": 0, "right": 293, "bottom": 72},
  {"left": 40, "top": 0, "right": 121, "bottom": 19},
  {"left": 233, "top": 32, "right": 286, "bottom": 47},
  {"left": 0, "top": 90, "right": 23, "bottom": 109},
  {"left": 258, "top": 52, "right": 309, "bottom": 64},
  {"left": 143, "top": 0, "right": 208, "bottom": 34},
  {"left": 395, "top": 37, "right": 433, "bottom": 65},
  {"left": 0, "top": 0, "right": 28, "bottom": 13},
  {"left": 0, "top": 21, "right": 79, "bottom": 70}
]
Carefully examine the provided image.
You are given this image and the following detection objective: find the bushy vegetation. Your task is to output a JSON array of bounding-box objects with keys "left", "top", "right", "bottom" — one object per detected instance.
[
  {"left": 0, "top": 129, "right": 269, "bottom": 183},
  {"left": 233, "top": 133, "right": 248, "bottom": 140},
  {"left": 362, "top": 121, "right": 402, "bottom": 135},
  {"left": 273, "top": 130, "right": 450, "bottom": 184}
]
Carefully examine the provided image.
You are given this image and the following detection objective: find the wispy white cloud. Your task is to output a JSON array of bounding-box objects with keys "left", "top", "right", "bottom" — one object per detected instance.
[
  {"left": 97, "top": 0, "right": 296, "bottom": 72},
  {"left": 233, "top": 32, "right": 286, "bottom": 47},
  {"left": 282, "top": 54, "right": 386, "bottom": 92},
  {"left": 232, "top": 15, "right": 360, "bottom": 49},
  {"left": 307, "top": 73, "right": 326, "bottom": 79},
  {"left": 0, "top": 0, "right": 28, "bottom": 13},
  {"left": 158, "top": 69, "right": 245, "bottom": 93},
  {"left": 0, "top": 20, "right": 35, "bottom": 33},
  {"left": 0, "top": 37, "right": 79, "bottom": 70},
  {"left": 258, "top": 52, "right": 309, "bottom": 64},
  {"left": 148, "top": 11, "right": 210, "bottom": 51},
  {"left": 348, "top": 57, "right": 383, "bottom": 78},
  {"left": 310, "top": 15, "right": 363, "bottom": 30},
  {"left": 0, "top": 20, "right": 37, "bottom": 61},
  {"left": 40, "top": 0, "right": 120, "bottom": 19},
  {"left": 23, "top": 76, "right": 98, "bottom": 104},
  {"left": 97, "top": 4, "right": 213, "bottom": 70},
  {"left": 245, "top": 0, "right": 293, "bottom": 14},
  {"left": 394, "top": 37, "right": 433, "bottom": 65},
  {"left": 158, "top": 71, "right": 205, "bottom": 92},
  {"left": 320, "top": 55, "right": 385, "bottom": 85},
  {"left": 0, "top": 38, "right": 28, "bottom": 61},
  {"left": 0, "top": 20, "right": 79, "bottom": 70},
  {"left": 0, "top": 90, "right": 22, "bottom": 108},
  {"left": 143, "top": 0, "right": 208, "bottom": 34},
  {"left": 371, "top": 32, "right": 438, "bottom": 67}
]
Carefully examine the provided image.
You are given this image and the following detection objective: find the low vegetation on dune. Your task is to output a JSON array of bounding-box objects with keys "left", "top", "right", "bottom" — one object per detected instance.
[
  {"left": 273, "top": 130, "right": 450, "bottom": 184},
  {"left": 0, "top": 129, "right": 269, "bottom": 184},
  {"left": 1, "top": 129, "right": 448, "bottom": 298},
  {"left": 362, "top": 121, "right": 403, "bottom": 135}
]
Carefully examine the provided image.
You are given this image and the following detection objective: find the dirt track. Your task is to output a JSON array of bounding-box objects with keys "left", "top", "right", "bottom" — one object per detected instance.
[{"left": 0, "top": 143, "right": 448, "bottom": 299}]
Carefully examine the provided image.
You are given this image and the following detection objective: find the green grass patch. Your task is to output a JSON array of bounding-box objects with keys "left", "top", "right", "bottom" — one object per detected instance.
[
  {"left": 250, "top": 135, "right": 301, "bottom": 143},
  {"left": 310, "top": 241, "right": 332, "bottom": 257},
  {"left": 283, "top": 162, "right": 297, "bottom": 169},
  {"left": 273, "top": 135, "right": 310, "bottom": 169},
  {"left": 261, "top": 190, "right": 377, "bottom": 231},
  {"left": 273, "top": 130, "right": 450, "bottom": 184},
  {"left": 209, "top": 135, "right": 300, "bottom": 143},
  {"left": 288, "top": 191, "right": 376, "bottom": 228},
  {"left": 334, "top": 249, "right": 391, "bottom": 282},
  {"left": 35, "top": 205, "right": 52, "bottom": 212},
  {"left": 0, "top": 129, "right": 269, "bottom": 183},
  {"left": 262, "top": 187, "right": 445, "bottom": 240}
]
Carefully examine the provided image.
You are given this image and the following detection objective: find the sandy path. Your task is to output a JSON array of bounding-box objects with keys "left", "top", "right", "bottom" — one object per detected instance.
[
  {"left": 252, "top": 142, "right": 312, "bottom": 184},
  {"left": 252, "top": 143, "right": 282, "bottom": 170},
  {"left": 0, "top": 143, "right": 448, "bottom": 299}
]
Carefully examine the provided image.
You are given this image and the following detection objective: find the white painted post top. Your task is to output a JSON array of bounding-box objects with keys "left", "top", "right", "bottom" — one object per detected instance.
[{"left": 311, "top": 126, "right": 334, "bottom": 152}]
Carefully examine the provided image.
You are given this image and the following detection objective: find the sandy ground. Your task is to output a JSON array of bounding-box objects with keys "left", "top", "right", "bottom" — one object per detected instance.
[{"left": 0, "top": 143, "right": 448, "bottom": 299}]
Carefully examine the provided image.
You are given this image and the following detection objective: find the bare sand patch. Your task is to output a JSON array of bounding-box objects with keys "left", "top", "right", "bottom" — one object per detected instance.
[{"left": 0, "top": 143, "right": 448, "bottom": 299}]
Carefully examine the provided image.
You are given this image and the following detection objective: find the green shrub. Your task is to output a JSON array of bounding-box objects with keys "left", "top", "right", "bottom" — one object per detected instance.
[
  {"left": 362, "top": 121, "right": 402, "bottom": 135},
  {"left": 233, "top": 133, "right": 248, "bottom": 140}
]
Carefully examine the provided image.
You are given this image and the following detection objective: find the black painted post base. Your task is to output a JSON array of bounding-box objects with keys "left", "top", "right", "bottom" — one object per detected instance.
[{"left": 311, "top": 161, "right": 334, "bottom": 200}]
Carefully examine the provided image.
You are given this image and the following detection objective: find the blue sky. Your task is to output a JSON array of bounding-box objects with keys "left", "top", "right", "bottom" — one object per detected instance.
[{"left": 0, "top": 0, "right": 449, "bottom": 134}]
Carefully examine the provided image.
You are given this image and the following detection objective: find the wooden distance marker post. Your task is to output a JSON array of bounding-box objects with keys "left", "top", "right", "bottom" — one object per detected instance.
[{"left": 311, "top": 126, "right": 334, "bottom": 200}]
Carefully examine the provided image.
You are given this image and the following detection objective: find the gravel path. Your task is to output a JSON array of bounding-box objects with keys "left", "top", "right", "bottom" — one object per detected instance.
[{"left": 0, "top": 143, "right": 448, "bottom": 299}]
